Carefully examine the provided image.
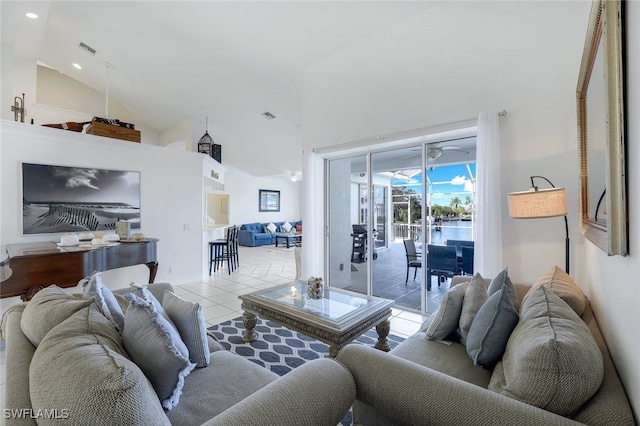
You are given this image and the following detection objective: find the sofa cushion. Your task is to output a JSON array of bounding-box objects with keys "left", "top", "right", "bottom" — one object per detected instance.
[
  {"left": 426, "top": 282, "right": 468, "bottom": 341},
  {"left": 466, "top": 283, "right": 519, "bottom": 368},
  {"left": 21, "top": 285, "right": 94, "bottom": 347},
  {"left": 165, "top": 350, "right": 279, "bottom": 425},
  {"left": 241, "top": 222, "right": 261, "bottom": 233},
  {"left": 489, "top": 286, "right": 603, "bottom": 416},
  {"left": 123, "top": 293, "right": 195, "bottom": 410},
  {"left": 163, "top": 290, "right": 210, "bottom": 368},
  {"left": 458, "top": 273, "right": 488, "bottom": 345},
  {"left": 83, "top": 272, "right": 125, "bottom": 333},
  {"left": 30, "top": 305, "right": 170, "bottom": 426},
  {"left": 522, "top": 265, "right": 586, "bottom": 316}
]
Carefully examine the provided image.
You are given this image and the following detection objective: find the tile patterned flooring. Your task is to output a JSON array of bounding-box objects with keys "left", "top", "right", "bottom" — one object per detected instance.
[{"left": 0, "top": 244, "right": 427, "bottom": 419}]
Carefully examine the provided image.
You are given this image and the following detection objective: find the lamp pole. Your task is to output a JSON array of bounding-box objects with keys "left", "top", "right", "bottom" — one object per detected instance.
[{"left": 530, "top": 176, "right": 569, "bottom": 274}]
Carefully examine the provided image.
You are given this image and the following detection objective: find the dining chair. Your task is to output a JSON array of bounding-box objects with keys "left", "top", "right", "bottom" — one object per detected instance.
[
  {"left": 427, "top": 244, "right": 458, "bottom": 291},
  {"left": 461, "top": 246, "right": 474, "bottom": 276},
  {"left": 403, "top": 239, "right": 422, "bottom": 284}
]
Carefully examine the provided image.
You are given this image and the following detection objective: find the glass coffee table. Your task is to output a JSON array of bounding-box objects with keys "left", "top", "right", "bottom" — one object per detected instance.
[{"left": 239, "top": 282, "right": 393, "bottom": 357}]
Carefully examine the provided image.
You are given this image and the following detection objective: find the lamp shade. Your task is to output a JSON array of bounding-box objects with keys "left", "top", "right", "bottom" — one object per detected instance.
[{"left": 508, "top": 187, "right": 567, "bottom": 218}]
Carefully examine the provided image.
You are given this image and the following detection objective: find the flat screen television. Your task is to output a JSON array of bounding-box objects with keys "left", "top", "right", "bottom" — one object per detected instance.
[{"left": 22, "top": 162, "right": 140, "bottom": 235}]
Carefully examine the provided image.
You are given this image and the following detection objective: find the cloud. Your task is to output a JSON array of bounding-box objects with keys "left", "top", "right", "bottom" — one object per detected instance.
[
  {"left": 451, "top": 175, "right": 467, "bottom": 185},
  {"left": 52, "top": 167, "right": 100, "bottom": 190}
]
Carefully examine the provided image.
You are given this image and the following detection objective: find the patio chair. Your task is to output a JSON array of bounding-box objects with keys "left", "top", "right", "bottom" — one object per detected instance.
[
  {"left": 427, "top": 244, "right": 458, "bottom": 291},
  {"left": 461, "top": 246, "right": 474, "bottom": 275},
  {"left": 403, "top": 239, "right": 422, "bottom": 284}
]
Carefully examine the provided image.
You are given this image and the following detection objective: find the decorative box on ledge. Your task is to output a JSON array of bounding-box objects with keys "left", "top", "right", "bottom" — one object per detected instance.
[{"left": 87, "top": 118, "right": 141, "bottom": 143}]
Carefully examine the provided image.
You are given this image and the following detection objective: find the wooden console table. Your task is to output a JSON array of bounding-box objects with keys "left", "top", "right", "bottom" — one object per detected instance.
[{"left": 0, "top": 239, "right": 158, "bottom": 300}]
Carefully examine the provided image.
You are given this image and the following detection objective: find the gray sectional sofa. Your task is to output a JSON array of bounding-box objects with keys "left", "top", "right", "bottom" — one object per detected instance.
[
  {"left": 2, "top": 282, "right": 355, "bottom": 426},
  {"left": 336, "top": 272, "right": 636, "bottom": 425}
]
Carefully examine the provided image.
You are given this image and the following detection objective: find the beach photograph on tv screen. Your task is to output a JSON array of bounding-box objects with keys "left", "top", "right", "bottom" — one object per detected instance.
[{"left": 22, "top": 163, "right": 140, "bottom": 235}]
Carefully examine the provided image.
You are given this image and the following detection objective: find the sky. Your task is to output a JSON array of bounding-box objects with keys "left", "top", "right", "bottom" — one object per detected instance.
[{"left": 392, "top": 163, "right": 476, "bottom": 207}]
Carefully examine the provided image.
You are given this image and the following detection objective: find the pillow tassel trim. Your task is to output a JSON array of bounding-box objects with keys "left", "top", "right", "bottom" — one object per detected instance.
[{"left": 124, "top": 293, "right": 196, "bottom": 410}]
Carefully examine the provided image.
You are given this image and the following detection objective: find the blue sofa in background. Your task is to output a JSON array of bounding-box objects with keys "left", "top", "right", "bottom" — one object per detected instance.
[{"left": 238, "top": 221, "right": 301, "bottom": 247}]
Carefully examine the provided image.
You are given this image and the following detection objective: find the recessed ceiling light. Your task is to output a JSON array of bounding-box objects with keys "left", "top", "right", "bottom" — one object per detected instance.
[
  {"left": 25, "top": 12, "right": 38, "bottom": 19},
  {"left": 72, "top": 63, "right": 82, "bottom": 70}
]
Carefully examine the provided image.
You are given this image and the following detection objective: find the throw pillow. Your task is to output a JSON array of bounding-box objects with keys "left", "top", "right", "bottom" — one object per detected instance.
[
  {"left": 130, "top": 284, "right": 176, "bottom": 326},
  {"left": 266, "top": 222, "right": 277, "bottom": 233},
  {"left": 163, "top": 290, "right": 210, "bottom": 367},
  {"left": 83, "top": 272, "right": 125, "bottom": 333},
  {"left": 31, "top": 305, "right": 170, "bottom": 425},
  {"left": 458, "top": 273, "right": 488, "bottom": 345},
  {"left": 489, "top": 287, "right": 603, "bottom": 416},
  {"left": 123, "top": 293, "right": 195, "bottom": 410},
  {"left": 487, "top": 267, "right": 518, "bottom": 310},
  {"left": 426, "top": 282, "right": 468, "bottom": 341},
  {"left": 522, "top": 265, "right": 586, "bottom": 316},
  {"left": 295, "top": 224, "right": 302, "bottom": 232},
  {"left": 281, "top": 221, "right": 292, "bottom": 233},
  {"left": 21, "top": 285, "right": 95, "bottom": 347},
  {"left": 466, "top": 283, "right": 519, "bottom": 368}
]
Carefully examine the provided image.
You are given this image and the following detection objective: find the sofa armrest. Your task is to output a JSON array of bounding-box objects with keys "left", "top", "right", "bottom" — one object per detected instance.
[
  {"left": 237, "top": 230, "right": 254, "bottom": 246},
  {"left": 201, "top": 358, "right": 356, "bottom": 426},
  {"left": 3, "top": 309, "right": 38, "bottom": 426},
  {"left": 336, "top": 345, "right": 581, "bottom": 426}
]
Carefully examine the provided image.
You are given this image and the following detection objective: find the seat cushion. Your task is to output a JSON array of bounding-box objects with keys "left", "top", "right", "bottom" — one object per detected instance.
[
  {"left": 489, "top": 286, "right": 603, "bottom": 416},
  {"left": 391, "top": 332, "right": 491, "bottom": 388},
  {"left": 165, "top": 351, "right": 279, "bottom": 425},
  {"left": 21, "top": 285, "right": 94, "bottom": 347},
  {"left": 30, "top": 305, "right": 170, "bottom": 426}
]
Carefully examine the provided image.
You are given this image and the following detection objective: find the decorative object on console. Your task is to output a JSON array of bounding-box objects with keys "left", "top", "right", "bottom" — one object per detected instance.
[
  {"left": 307, "top": 276, "right": 323, "bottom": 299},
  {"left": 86, "top": 120, "right": 141, "bottom": 142},
  {"left": 116, "top": 221, "right": 131, "bottom": 240},
  {"left": 22, "top": 162, "right": 140, "bottom": 235},
  {"left": 42, "top": 121, "right": 91, "bottom": 132},
  {"left": 507, "top": 175, "right": 569, "bottom": 274}
]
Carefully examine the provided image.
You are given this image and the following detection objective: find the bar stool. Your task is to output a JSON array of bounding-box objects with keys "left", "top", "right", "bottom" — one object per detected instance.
[{"left": 209, "top": 225, "right": 237, "bottom": 274}]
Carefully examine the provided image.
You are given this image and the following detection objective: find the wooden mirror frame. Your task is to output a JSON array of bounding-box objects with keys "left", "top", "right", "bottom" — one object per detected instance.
[{"left": 576, "top": 0, "right": 627, "bottom": 256}]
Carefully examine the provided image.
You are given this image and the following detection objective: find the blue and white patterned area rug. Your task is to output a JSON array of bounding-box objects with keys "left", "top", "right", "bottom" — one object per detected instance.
[{"left": 208, "top": 316, "right": 405, "bottom": 426}]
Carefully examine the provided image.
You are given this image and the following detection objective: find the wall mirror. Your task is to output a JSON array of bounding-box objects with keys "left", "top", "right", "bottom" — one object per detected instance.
[{"left": 577, "top": 0, "right": 627, "bottom": 255}]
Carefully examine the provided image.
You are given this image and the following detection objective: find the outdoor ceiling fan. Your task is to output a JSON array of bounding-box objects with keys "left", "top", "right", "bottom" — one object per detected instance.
[{"left": 401, "top": 145, "right": 469, "bottom": 161}]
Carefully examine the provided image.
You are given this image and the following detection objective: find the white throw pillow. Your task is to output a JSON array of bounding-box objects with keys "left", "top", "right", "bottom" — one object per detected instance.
[
  {"left": 281, "top": 221, "right": 292, "bottom": 233},
  {"left": 266, "top": 222, "right": 277, "bottom": 233}
]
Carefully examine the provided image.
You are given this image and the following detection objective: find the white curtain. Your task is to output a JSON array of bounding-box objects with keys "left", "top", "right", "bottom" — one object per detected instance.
[
  {"left": 475, "top": 111, "right": 503, "bottom": 277},
  {"left": 300, "top": 149, "right": 324, "bottom": 279}
]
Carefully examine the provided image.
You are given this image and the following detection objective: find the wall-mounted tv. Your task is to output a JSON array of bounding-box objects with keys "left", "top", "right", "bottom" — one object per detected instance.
[{"left": 22, "top": 163, "right": 140, "bottom": 235}]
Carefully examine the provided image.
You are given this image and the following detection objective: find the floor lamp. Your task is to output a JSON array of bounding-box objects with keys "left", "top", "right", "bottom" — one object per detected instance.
[{"left": 507, "top": 176, "right": 569, "bottom": 274}]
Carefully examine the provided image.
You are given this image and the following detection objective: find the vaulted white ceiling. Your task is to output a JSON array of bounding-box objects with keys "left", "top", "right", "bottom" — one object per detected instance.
[{"left": 1, "top": 1, "right": 437, "bottom": 176}]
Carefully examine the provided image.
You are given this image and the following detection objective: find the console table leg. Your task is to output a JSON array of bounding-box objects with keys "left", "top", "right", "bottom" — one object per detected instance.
[
  {"left": 374, "top": 319, "right": 391, "bottom": 352},
  {"left": 242, "top": 311, "right": 258, "bottom": 342}
]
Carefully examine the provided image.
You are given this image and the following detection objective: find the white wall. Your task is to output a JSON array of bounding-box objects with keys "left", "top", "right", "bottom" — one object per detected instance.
[
  {"left": 223, "top": 164, "right": 301, "bottom": 226},
  {"left": 1, "top": 120, "right": 204, "bottom": 286},
  {"left": 301, "top": 0, "right": 638, "bottom": 417}
]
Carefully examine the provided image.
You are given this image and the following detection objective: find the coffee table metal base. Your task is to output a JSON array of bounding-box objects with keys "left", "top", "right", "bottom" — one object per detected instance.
[{"left": 241, "top": 303, "right": 392, "bottom": 358}]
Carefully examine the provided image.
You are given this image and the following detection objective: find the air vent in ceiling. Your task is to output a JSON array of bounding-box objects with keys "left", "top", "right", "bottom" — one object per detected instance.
[
  {"left": 262, "top": 112, "right": 276, "bottom": 120},
  {"left": 78, "top": 42, "right": 96, "bottom": 56}
]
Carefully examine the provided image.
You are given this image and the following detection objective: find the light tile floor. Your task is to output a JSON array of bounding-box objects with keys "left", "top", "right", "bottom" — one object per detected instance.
[{"left": 0, "top": 244, "right": 426, "bottom": 418}]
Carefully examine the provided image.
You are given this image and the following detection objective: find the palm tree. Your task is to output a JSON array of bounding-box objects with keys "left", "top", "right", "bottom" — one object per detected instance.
[{"left": 450, "top": 197, "right": 461, "bottom": 209}]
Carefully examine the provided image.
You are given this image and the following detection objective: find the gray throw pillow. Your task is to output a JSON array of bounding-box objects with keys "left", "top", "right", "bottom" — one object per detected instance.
[
  {"left": 487, "top": 268, "right": 518, "bottom": 310},
  {"left": 458, "top": 273, "right": 488, "bottom": 345},
  {"left": 83, "top": 272, "right": 125, "bottom": 333},
  {"left": 21, "top": 285, "right": 94, "bottom": 347},
  {"left": 522, "top": 265, "right": 586, "bottom": 316},
  {"left": 123, "top": 293, "right": 195, "bottom": 410},
  {"left": 426, "top": 282, "right": 468, "bottom": 341},
  {"left": 163, "top": 290, "right": 210, "bottom": 367},
  {"left": 31, "top": 305, "right": 170, "bottom": 425},
  {"left": 489, "top": 286, "right": 603, "bottom": 416},
  {"left": 466, "top": 283, "right": 519, "bottom": 368}
]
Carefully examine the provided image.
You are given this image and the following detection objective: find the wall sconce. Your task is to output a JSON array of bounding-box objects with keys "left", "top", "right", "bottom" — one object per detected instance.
[{"left": 507, "top": 175, "right": 569, "bottom": 274}]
